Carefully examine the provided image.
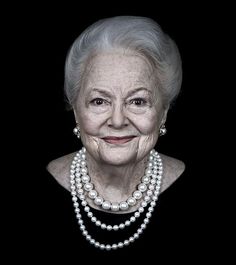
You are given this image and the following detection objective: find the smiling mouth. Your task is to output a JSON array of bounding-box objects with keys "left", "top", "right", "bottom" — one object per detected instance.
[{"left": 102, "top": 136, "right": 136, "bottom": 144}]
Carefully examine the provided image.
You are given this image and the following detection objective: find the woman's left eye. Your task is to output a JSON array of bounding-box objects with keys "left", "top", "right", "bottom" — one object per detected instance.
[{"left": 129, "top": 98, "right": 147, "bottom": 106}]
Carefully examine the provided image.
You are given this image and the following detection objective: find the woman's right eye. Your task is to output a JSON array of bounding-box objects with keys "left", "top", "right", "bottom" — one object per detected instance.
[{"left": 90, "top": 98, "right": 107, "bottom": 105}]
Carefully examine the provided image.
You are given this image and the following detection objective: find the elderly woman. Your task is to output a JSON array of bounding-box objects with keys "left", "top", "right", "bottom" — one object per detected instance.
[{"left": 47, "top": 16, "right": 185, "bottom": 253}]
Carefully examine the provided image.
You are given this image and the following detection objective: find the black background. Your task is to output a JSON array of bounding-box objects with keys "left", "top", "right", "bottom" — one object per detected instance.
[{"left": 5, "top": 3, "right": 229, "bottom": 262}]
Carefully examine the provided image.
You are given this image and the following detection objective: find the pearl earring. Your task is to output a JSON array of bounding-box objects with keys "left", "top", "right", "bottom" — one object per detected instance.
[
  {"left": 159, "top": 124, "right": 167, "bottom": 136},
  {"left": 73, "top": 125, "right": 80, "bottom": 139}
]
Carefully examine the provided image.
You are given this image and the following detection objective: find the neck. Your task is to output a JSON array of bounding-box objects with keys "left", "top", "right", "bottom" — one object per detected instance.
[{"left": 86, "top": 153, "right": 148, "bottom": 202}]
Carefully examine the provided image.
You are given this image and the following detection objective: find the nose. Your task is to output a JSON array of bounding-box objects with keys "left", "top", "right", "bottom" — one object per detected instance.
[{"left": 108, "top": 103, "right": 129, "bottom": 129}]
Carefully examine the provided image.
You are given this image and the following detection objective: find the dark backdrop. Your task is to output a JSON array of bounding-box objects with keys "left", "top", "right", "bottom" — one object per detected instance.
[{"left": 6, "top": 4, "right": 227, "bottom": 262}]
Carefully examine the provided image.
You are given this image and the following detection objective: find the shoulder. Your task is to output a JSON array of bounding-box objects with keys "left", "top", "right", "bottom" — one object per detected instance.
[
  {"left": 160, "top": 153, "right": 185, "bottom": 193},
  {"left": 46, "top": 152, "right": 76, "bottom": 191}
]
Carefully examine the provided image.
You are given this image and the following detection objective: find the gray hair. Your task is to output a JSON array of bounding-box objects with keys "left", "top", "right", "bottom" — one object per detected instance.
[{"left": 64, "top": 16, "right": 182, "bottom": 109}]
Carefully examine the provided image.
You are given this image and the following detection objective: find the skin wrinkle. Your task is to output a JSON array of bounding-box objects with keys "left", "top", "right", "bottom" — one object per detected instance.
[{"left": 72, "top": 52, "right": 167, "bottom": 209}]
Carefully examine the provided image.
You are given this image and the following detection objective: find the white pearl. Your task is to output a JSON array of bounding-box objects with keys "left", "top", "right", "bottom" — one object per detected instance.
[
  {"left": 119, "top": 223, "right": 125, "bottom": 229},
  {"left": 141, "top": 224, "right": 146, "bottom": 229},
  {"left": 142, "top": 176, "right": 150, "bottom": 184},
  {"left": 90, "top": 239, "right": 95, "bottom": 244},
  {"left": 149, "top": 155, "right": 154, "bottom": 161},
  {"left": 77, "top": 188, "right": 84, "bottom": 194},
  {"left": 72, "top": 197, "right": 77, "bottom": 202},
  {"left": 144, "top": 218, "right": 149, "bottom": 224},
  {"left": 84, "top": 183, "right": 93, "bottom": 191},
  {"left": 129, "top": 237, "right": 134, "bottom": 242},
  {"left": 112, "top": 244, "right": 117, "bottom": 250},
  {"left": 138, "top": 183, "right": 147, "bottom": 192},
  {"left": 150, "top": 179, "right": 156, "bottom": 184},
  {"left": 79, "top": 194, "right": 85, "bottom": 200},
  {"left": 137, "top": 228, "right": 143, "bottom": 234},
  {"left": 86, "top": 235, "right": 91, "bottom": 240},
  {"left": 91, "top": 217, "right": 96, "bottom": 222},
  {"left": 125, "top": 220, "right": 131, "bottom": 226},
  {"left": 119, "top": 202, "right": 128, "bottom": 211},
  {"left": 152, "top": 195, "right": 158, "bottom": 201},
  {"left": 111, "top": 203, "right": 119, "bottom": 211},
  {"left": 94, "top": 196, "right": 103, "bottom": 205},
  {"left": 78, "top": 220, "right": 83, "bottom": 225},
  {"left": 146, "top": 212, "right": 152, "bottom": 218},
  {"left": 87, "top": 212, "right": 93, "bottom": 218},
  {"left": 107, "top": 225, "right": 112, "bottom": 231},
  {"left": 150, "top": 149, "right": 155, "bottom": 155},
  {"left": 145, "top": 169, "right": 152, "bottom": 176},
  {"left": 124, "top": 240, "right": 129, "bottom": 246},
  {"left": 82, "top": 147, "right": 86, "bottom": 153},
  {"left": 76, "top": 213, "right": 81, "bottom": 218},
  {"left": 81, "top": 168, "right": 87, "bottom": 174},
  {"left": 101, "top": 224, "right": 106, "bottom": 229},
  {"left": 95, "top": 220, "right": 101, "bottom": 226},
  {"left": 118, "top": 242, "right": 123, "bottom": 248},
  {"left": 95, "top": 242, "right": 100, "bottom": 248},
  {"left": 113, "top": 225, "right": 119, "bottom": 231},
  {"left": 147, "top": 190, "right": 153, "bottom": 196},
  {"left": 88, "top": 190, "right": 97, "bottom": 199},
  {"left": 73, "top": 202, "right": 79, "bottom": 207},
  {"left": 134, "top": 233, "right": 139, "bottom": 239},
  {"left": 130, "top": 216, "right": 136, "bottom": 222},
  {"left": 76, "top": 183, "right": 82, "bottom": 189},
  {"left": 134, "top": 212, "right": 140, "bottom": 218},
  {"left": 141, "top": 201, "right": 147, "bottom": 207},
  {"left": 81, "top": 175, "right": 90, "bottom": 183},
  {"left": 81, "top": 200, "right": 87, "bottom": 206},
  {"left": 138, "top": 207, "right": 144, "bottom": 213},
  {"left": 149, "top": 184, "right": 155, "bottom": 190},
  {"left": 84, "top": 206, "right": 90, "bottom": 212},
  {"left": 102, "top": 201, "right": 111, "bottom": 210},
  {"left": 105, "top": 245, "right": 111, "bottom": 251},
  {"left": 144, "top": 196, "right": 150, "bottom": 202},
  {"left": 81, "top": 154, "right": 86, "bottom": 160},
  {"left": 80, "top": 225, "right": 85, "bottom": 231},
  {"left": 100, "top": 244, "right": 105, "bottom": 250},
  {"left": 82, "top": 231, "right": 88, "bottom": 236},
  {"left": 80, "top": 160, "right": 86, "bottom": 167},
  {"left": 148, "top": 207, "right": 154, "bottom": 212},
  {"left": 133, "top": 190, "right": 142, "bottom": 199},
  {"left": 127, "top": 197, "right": 136, "bottom": 206},
  {"left": 151, "top": 201, "right": 156, "bottom": 207}
]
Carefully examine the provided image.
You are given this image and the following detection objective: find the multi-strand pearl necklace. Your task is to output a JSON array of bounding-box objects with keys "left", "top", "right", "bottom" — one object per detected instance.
[{"left": 70, "top": 147, "right": 163, "bottom": 250}]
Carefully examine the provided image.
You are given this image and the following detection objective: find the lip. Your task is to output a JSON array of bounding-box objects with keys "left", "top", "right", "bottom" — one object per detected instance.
[{"left": 102, "top": 136, "right": 136, "bottom": 144}]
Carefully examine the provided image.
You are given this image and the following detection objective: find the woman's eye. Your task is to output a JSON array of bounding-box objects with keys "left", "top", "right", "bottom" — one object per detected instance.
[
  {"left": 90, "top": 98, "right": 107, "bottom": 105},
  {"left": 130, "top": 98, "right": 147, "bottom": 106}
]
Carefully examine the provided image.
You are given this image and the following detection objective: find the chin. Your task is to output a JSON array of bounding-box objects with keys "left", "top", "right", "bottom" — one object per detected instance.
[{"left": 98, "top": 143, "right": 138, "bottom": 166}]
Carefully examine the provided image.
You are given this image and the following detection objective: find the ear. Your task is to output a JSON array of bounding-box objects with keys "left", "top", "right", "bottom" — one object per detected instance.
[
  {"left": 73, "top": 108, "right": 79, "bottom": 125},
  {"left": 161, "top": 107, "right": 169, "bottom": 125}
]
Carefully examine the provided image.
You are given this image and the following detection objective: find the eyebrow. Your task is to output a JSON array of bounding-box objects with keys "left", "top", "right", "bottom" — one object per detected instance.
[
  {"left": 88, "top": 87, "right": 152, "bottom": 98},
  {"left": 126, "top": 87, "right": 152, "bottom": 97}
]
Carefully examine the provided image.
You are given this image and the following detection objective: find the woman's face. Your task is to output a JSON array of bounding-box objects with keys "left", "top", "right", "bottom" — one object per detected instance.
[{"left": 74, "top": 52, "right": 167, "bottom": 166}]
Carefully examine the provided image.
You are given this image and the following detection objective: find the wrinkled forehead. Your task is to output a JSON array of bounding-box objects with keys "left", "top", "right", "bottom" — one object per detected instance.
[{"left": 82, "top": 52, "right": 156, "bottom": 94}]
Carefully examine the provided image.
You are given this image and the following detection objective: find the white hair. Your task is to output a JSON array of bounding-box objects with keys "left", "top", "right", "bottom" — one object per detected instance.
[{"left": 64, "top": 16, "right": 182, "bottom": 109}]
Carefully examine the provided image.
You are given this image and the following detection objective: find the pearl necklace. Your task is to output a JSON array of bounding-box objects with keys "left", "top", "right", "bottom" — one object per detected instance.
[{"left": 70, "top": 147, "right": 163, "bottom": 250}]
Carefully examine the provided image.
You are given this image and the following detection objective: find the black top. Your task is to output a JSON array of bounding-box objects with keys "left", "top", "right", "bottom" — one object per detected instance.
[{"left": 19, "top": 165, "right": 210, "bottom": 262}]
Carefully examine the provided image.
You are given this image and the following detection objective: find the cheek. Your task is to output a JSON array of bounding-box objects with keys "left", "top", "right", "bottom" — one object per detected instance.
[
  {"left": 132, "top": 112, "right": 159, "bottom": 135},
  {"left": 78, "top": 111, "right": 105, "bottom": 135}
]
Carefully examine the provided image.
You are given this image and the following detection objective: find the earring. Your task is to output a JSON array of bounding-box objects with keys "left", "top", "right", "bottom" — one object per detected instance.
[
  {"left": 159, "top": 124, "right": 167, "bottom": 136},
  {"left": 73, "top": 125, "right": 80, "bottom": 139}
]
